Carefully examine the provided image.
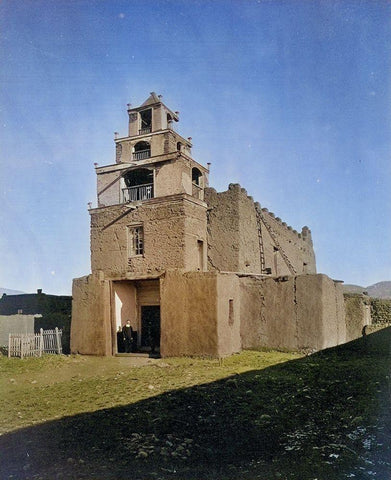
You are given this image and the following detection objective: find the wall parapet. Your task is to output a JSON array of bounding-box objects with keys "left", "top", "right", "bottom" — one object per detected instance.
[{"left": 204, "top": 183, "right": 316, "bottom": 276}]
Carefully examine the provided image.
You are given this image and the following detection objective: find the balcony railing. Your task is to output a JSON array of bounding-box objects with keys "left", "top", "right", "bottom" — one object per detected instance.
[
  {"left": 133, "top": 149, "right": 151, "bottom": 161},
  {"left": 139, "top": 127, "right": 152, "bottom": 135},
  {"left": 122, "top": 184, "right": 153, "bottom": 203}
]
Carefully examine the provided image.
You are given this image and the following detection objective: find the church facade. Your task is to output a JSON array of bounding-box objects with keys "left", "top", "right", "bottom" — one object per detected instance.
[{"left": 71, "top": 93, "right": 349, "bottom": 357}]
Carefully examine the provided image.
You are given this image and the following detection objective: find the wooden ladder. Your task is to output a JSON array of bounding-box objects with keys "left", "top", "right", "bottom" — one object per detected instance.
[{"left": 254, "top": 205, "right": 297, "bottom": 275}]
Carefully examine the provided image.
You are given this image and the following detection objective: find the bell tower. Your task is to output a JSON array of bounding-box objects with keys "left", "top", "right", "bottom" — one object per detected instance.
[
  {"left": 90, "top": 93, "right": 209, "bottom": 277},
  {"left": 98, "top": 92, "right": 208, "bottom": 207}
]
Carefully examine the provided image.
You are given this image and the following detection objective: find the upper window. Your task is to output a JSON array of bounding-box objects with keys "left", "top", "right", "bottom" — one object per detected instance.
[
  {"left": 133, "top": 141, "right": 151, "bottom": 161},
  {"left": 139, "top": 109, "right": 152, "bottom": 134},
  {"left": 192, "top": 167, "right": 202, "bottom": 186},
  {"left": 122, "top": 168, "right": 153, "bottom": 203},
  {"left": 191, "top": 168, "right": 203, "bottom": 200}
]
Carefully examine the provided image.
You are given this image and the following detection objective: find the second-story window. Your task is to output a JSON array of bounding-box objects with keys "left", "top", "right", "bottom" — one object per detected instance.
[
  {"left": 133, "top": 141, "right": 151, "bottom": 160},
  {"left": 139, "top": 109, "right": 152, "bottom": 134},
  {"left": 128, "top": 226, "right": 144, "bottom": 256}
]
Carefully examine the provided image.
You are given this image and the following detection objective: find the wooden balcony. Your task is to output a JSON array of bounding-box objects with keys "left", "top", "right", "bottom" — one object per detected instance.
[
  {"left": 133, "top": 150, "right": 151, "bottom": 160},
  {"left": 122, "top": 184, "right": 153, "bottom": 203}
]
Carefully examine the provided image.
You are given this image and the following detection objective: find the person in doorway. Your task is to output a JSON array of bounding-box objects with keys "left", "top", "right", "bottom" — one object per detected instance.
[
  {"left": 117, "top": 326, "right": 125, "bottom": 353},
  {"left": 122, "top": 321, "right": 133, "bottom": 353}
]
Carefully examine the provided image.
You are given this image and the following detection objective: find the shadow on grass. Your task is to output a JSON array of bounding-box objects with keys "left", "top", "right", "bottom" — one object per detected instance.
[{"left": 2, "top": 328, "right": 391, "bottom": 480}]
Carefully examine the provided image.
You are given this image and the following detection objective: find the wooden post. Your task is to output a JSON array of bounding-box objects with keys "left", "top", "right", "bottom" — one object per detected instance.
[
  {"left": 8, "top": 334, "right": 11, "bottom": 358},
  {"left": 40, "top": 328, "right": 44, "bottom": 357},
  {"left": 55, "top": 327, "right": 61, "bottom": 354}
]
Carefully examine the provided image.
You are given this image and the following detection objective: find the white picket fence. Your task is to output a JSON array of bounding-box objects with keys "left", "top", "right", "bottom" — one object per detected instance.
[{"left": 8, "top": 328, "right": 62, "bottom": 358}]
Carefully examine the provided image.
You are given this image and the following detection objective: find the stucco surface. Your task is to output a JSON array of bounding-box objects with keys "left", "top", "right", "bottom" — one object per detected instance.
[
  {"left": 160, "top": 270, "right": 219, "bottom": 357},
  {"left": 205, "top": 186, "right": 240, "bottom": 272},
  {"left": 295, "top": 274, "right": 345, "bottom": 350},
  {"left": 216, "top": 274, "right": 241, "bottom": 356},
  {"left": 71, "top": 273, "right": 112, "bottom": 356},
  {"left": 240, "top": 274, "right": 346, "bottom": 352},
  {"left": 344, "top": 294, "right": 371, "bottom": 341},
  {"left": 240, "top": 276, "right": 297, "bottom": 351},
  {"left": 113, "top": 281, "right": 137, "bottom": 331},
  {"left": 90, "top": 195, "right": 207, "bottom": 278},
  {"left": 205, "top": 184, "right": 316, "bottom": 276}
]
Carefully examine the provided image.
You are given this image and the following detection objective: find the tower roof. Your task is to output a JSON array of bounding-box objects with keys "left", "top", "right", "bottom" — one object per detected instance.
[
  {"left": 138, "top": 92, "right": 179, "bottom": 122},
  {"left": 140, "top": 92, "right": 161, "bottom": 107}
]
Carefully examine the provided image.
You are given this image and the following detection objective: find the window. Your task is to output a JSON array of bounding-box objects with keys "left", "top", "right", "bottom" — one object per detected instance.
[
  {"left": 192, "top": 167, "right": 202, "bottom": 186},
  {"left": 133, "top": 141, "right": 151, "bottom": 160},
  {"left": 192, "top": 167, "right": 203, "bottom": 200},
  {"left": 122, "top": 168, "right": 153, "bottom": 203},
  {"left": 128, "top": 226, "right": 144, "bottom": 256}
]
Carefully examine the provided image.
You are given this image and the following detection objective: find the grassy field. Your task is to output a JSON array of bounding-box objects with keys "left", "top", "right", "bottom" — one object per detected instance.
[{"left": 1, "top": 328, "right": 390, "bottom": 480}]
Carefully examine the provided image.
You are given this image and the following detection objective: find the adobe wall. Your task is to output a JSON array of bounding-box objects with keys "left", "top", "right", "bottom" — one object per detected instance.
[
  {"left": 154, "top": 155, "right": 208, "bottom": 199},
  {"left": 96, "top": 167, "right": 123, "bottom": 208},
  {"left": 160, "top": 270, "right": 240, "bottom": 357},
  {"left": 113, "top": 281, "right": 137, "bottom": 331},
  {"left": 0, "top": 315, "right": 35, "bottom": 346},
  {"left": 205, "top": 184, "right": 316, "bottom": 276},
  {"left": 344, "top": 294, "right": 371, "bottom": 341},
  {"left": 70, "top": 272, "right": 112, "bottom": 356},
  {"left": 205, "top": 186, "right": 241, "bottom": 272},
  {"left": 240, "top": 274, "right": 346, "bottom": 352},
  {"left": 90, "top": 195, "right": 207, "bottom": 278},
  {"left": 256, "top": 205, "right": 316, "bottom": 275},
  {"left": 216, "top": 274, "right": 241, "bottom": 356}
]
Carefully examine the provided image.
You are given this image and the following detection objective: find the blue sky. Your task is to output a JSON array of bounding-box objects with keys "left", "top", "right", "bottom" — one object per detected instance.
[{"left": 1, "top": 0, "right": 390, "bottom": 295}]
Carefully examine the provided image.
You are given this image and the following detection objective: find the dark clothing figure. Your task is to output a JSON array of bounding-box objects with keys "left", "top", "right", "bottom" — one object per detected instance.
[
  {"left": 117, "top": 328, "right": 125, "bottom": 353},
  {"left": 122, "top": 323, "right": 133, "bottom": 353},
  {"left": 148, "top": 324, "right": 159, "bottom": 354}
]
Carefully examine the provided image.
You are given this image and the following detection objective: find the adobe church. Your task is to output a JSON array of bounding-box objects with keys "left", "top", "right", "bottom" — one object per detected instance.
[{"left": 71, "top": 93, "right": 348, "bottom": 357}]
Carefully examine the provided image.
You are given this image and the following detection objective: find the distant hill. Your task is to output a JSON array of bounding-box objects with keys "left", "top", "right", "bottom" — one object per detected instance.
[
  {"left": 0, "top": 288, "right": 25, "bottom": 296},
  {"left": 343, "top": 281, "right": 391, "bottom": 299}
]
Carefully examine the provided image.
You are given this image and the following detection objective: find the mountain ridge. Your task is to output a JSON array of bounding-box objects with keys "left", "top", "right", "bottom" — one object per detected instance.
[{"left": 343, "top": 281, "right": 391, "bottom": 299}]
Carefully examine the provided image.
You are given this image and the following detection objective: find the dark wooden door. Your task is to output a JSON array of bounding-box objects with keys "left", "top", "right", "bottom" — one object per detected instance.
[{"left": 141, "top": 306, "right": 160, "bottom": 351}]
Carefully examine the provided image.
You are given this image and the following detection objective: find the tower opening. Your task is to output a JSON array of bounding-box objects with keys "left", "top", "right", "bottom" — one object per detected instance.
[
  {"left": 133, "top": 141, "right": 151, "bottom": 160},
  {"left": 139, "top": 109, "right": 152, "bottom": 134},
  {"left": 192, "top": 167, "right": 203, "bottom": 199},
  {"left": 122, "top": 168, "right": 153, "bottom": 202},
  {"left": 192, "top": 167, "right": 202, "bottom": 185}
]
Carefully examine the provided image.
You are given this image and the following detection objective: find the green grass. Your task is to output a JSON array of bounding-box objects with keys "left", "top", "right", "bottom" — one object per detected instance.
[{"left": 1, "top": 330, "right": 390, "bottom": 480}]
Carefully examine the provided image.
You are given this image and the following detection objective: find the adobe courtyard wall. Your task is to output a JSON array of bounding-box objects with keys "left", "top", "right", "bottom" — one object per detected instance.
[
  {"left": 216, "top": 274, "right": 242, "bottom": 356},
  {"left": 70, "top": 272, "right": 112, "bottom": 356},
  {"left": 343, "top": 293, "right": 372, "bottom": 341},
  {"left": 160, "top": 270, "right": 240, "bottom": 357},
  {"left": 205, "top": 184, "right": 316, "bottom": 276},
  {"left": 240, "top": 274, "right": 346, "bottom": 352},
  {"left": 90, "top": 195, "right": 207, "bottom": 278}
]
